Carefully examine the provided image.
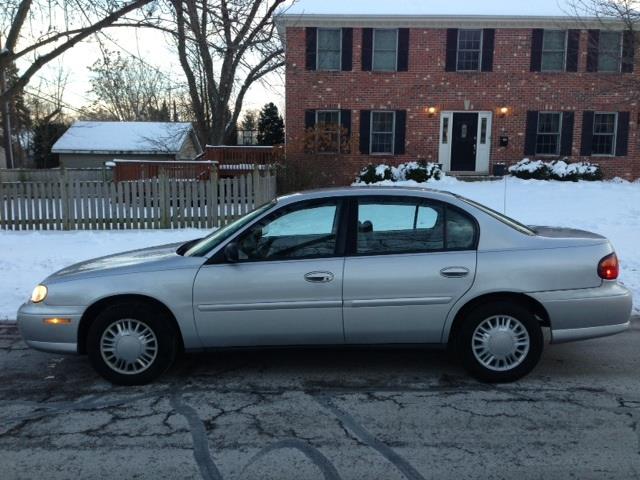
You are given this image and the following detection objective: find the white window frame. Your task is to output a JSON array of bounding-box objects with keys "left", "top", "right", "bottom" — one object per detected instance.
[
  {"left": 370, "top": 111, "right": 396, "bottom": 155},
  {"left": 535, "top": 111, "right": 563, "bottom": 156},
  {"left": 316, "top": 28, "right": 342, "bottom": 72},
  {"left": 541, "top": 30, "right": 568, "bottom": 72},
  {"left": 591, "top": 112, "right": 618, "bottom": 156},
  {"left": 315, "top": 110, "right": 342, "bottom": 154},
  {"left": 456, "top": 29, "right": 483, "bottom": 72},
  {"left": 597, "top": 31, "right": 623, "bottom": 73},
  {"left": 372, "top": 28, "right": 399, "bottom": 72}
]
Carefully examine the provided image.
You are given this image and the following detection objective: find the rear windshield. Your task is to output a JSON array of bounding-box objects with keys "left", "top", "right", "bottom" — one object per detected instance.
[{"left": 456, "top": 195, "right": 535, "bottom": 236}]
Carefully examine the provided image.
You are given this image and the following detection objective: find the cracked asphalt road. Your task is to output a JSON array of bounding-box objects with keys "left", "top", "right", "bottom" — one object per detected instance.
[{"left": 1, "top": 318, "right": 640, "bottom": 480}]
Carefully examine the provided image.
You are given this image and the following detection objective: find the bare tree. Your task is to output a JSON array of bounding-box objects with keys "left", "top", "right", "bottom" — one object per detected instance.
[
  {"left": 85, "top": 48, "right": 174, "bottom": 121},
  {"left": 164, "top": 0, "right": 287, "bottom": 145}
]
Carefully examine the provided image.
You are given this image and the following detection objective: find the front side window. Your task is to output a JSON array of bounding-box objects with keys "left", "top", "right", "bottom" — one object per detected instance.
[
  {"left": 316, "top": 110, "right": 341, "bottom": 153},
  {"left": 356, "top": 199, "right": 478, "bottom": 255},
  {"left": 317, "top": 28, "right": 342, "bottom": 71},
  {"left": 536, "top": 112, "right": 562, "bottom": 155},
  {"left": 370, "top": 111, "right": 395, "bottom": 154},
  {"left": 592, "top": 112, "right": 617, "bottom": 155},
  {"left": 457, "top": 29, "right": 482, "bottom": 71},
  {"left": 373, "top": 29, "right": 398, "bottom": 71},
  {"left": 236, "top": 201, "right": 340, "bottom": 261},
  {"left": 598, "top": 31, "right": 622, "bottom": 72},
  {"left": 541, "top": 30, "right": 567, "bottom": 71}
]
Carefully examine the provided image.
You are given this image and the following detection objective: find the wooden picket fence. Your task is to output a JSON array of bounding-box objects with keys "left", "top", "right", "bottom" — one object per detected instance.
[{"left": 0, "top": 167, "right": 277, "bottom": 230}]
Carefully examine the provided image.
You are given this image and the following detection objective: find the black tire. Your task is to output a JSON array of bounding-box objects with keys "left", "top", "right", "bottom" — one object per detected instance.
[
  {"left": 87, "top": 302, "right": 178, "bottom": 386},
  {"left": 455, "top": 301, "right": 543, "bottom": 383}
]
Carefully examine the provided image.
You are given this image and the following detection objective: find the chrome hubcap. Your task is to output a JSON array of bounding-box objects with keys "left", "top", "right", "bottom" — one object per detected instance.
[
  {"left": 100, "top": 319, "right": 158, "bottom": 375},
  {"left": 472, "top": 315, "right": 530, "bottom": 372}
]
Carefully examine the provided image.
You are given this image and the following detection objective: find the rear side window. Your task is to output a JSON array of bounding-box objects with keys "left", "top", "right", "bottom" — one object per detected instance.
[{"left": 356, "top": 198, "right": 477, "bottom": 255}]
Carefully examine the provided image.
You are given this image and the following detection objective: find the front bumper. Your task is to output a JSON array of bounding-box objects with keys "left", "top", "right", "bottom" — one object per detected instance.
[
  {"left": 17, "top": 302, "right": 84, "bottom": 354},
  {"left": 530, "top": 282, "right": 633, "bottom": 344}
]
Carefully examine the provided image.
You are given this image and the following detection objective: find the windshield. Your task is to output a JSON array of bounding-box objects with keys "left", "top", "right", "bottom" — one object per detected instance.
[
  {"left": 456, "top": 195, "right": 535, "bottom": 236},
  {"left": 183, "top": 201, "right": 276, "bottom": 256}
]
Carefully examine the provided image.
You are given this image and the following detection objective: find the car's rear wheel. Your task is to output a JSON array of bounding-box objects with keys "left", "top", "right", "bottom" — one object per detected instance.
[
  {"left": 456, "top": 301, "right": 543, "bottom": 383},
  {"left": 87, "top": 302, "right": 177, "bottom": 385}
]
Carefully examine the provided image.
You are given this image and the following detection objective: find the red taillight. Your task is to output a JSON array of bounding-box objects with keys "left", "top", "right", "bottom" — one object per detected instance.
[{"left": 598, "top": 253, "right": 619, "bottom": 280}]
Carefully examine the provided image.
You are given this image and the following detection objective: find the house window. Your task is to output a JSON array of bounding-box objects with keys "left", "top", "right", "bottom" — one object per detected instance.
[
  {"left": 541, "top": 30, "right": 567, "bottom": 71},
  {"left": 598, "top": 31, "right": 622, "bottom": 72},
  {"left": 370, "top": 111, "right": 395, "bottom": 154},
  {"left": 480, "top": 117, "right": 488, "bottom": 144},
  {"left": 457, "top": 29, "right": 482, "bottom": 71},
  {"left": 442, "top": 117, "right": 449, "bottom": 144},
  {"left": 592, "top": 113, "right": 617, "bottom": 155},
  {"left": 536, "top": 112, "right": 562, "bottom": 155},
  {"left": 316, "top": 110, "right": 341, "bottom": 153},
  {"left": 317, "top": 29, "right": 342, "bottom": 71},
  {"left": 373, "top": 29, "right": 398, "bottom": 71}
]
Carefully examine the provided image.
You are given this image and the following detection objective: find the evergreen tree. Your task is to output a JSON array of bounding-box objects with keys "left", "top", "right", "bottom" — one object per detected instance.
[
  {"left": 0, "top": 62, "right": 32, "bottom": 165},
  {"left": 32, "top": 121, "right": 68, "bottom": 168},
  {"left": 257, "top": 103, "right": 284, "bottom": 146}
]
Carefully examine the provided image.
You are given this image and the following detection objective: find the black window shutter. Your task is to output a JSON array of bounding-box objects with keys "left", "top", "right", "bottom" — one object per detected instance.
[
  {"left": 481, "top": 29, "right": 495, "bottom": 72},
  {"left": 566, "top": 30, "right": 580, "bottom": 72},
  {"left": 305, "top": 28, "right": 317, "bottom": 71},
  {"left": 394, "top": 110, "right": 407, "bottom": 155},
  {"left": 530, "top": 29, "right": 544, "bottom": 72},
  {"left": 340, "top": 109, "right": 352, "bottom": 152},
  {"left": 362, "top": 28, "right": 373, "bottom": 71},
  {"left": 341, "top": 28, "right": 353, "bottom": 71},
  {"left": 580, "top": 111, "right": 595, "bottom": 156},
  {"left": 587, "top": 30, "right": 600, "bottom": 72},
  {"left": 616, "top": 111, "right": 630, "bottom": 156},
  {"left": 397, "top": 28, "right": 410, "bottom": 71},
  {"left": 560, "top": 112, "right": 575, "bottom": 156},
  {"left": 445, "top": 29, "right": 458, "bottom": 72},
  {"left": 305, "top": 110, "right": 316, "bottom": 130},
  {"left": 359, "top": 110, "right": 371, "bottom": 154},
  {"left": 622, "top": 31, "right": 635, "bottom": 73},
  {"left": 524, "top": 111, "right": 539, "bottom": 155}
]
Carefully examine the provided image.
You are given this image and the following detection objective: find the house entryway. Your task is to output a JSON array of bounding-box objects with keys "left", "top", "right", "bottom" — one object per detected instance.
[{"left": 439, "top": 111, "right": 492, "bottom": 174}]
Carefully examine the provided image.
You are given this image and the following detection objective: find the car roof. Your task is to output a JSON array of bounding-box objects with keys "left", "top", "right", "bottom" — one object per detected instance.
[{"left": 277, "top": 186, "right": 460, "bottom": 205}]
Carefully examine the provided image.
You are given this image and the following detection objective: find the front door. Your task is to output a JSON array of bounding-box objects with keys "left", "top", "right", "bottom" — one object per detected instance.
[
  {"left": 343, "top": 196, "right": 478, "bottom": 344},
  {"left": 451, "top": 113, "right": 478, "bottom": 171},
  {"left": 193, "top": 199, "right": 346, "bottom": 347}
]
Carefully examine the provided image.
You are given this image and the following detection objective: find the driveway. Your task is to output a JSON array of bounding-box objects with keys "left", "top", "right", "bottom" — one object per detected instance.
[{"left": 1, "top": 318, "right": 639, "bottom": 480}]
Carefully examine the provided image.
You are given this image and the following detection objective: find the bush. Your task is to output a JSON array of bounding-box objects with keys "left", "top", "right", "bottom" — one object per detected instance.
[
  {"left": 356, "top": 161, "right": 443, "bottom": 184},
  {"left": 508, "top": 158, "right": 603, "bottom": 182}
]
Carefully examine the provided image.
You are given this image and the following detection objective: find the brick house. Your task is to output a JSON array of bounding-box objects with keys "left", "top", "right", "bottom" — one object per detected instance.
[{"left": 276, "top": 2, "right": 640, "bottom": 183}]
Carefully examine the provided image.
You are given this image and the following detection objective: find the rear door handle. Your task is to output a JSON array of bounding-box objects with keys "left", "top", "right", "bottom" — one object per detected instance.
[
  {"left": 304, "top": 271, "right": 334, "bottom": 283},
  {"left": 440, "top": 267, "right": 470, "bottom": 278}
]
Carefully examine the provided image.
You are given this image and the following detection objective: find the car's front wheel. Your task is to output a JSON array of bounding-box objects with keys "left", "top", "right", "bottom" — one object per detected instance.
[
  {"left": 87, "top": 302, "right": 177, "bottom": 385},
  {"left": 456, "top": 301, "right": 543, "bottom": 383}
]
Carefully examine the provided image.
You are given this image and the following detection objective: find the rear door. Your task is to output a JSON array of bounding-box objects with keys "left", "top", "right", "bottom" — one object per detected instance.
[{"left": 343, "top": 196, "right": 478, "bottom": 344}]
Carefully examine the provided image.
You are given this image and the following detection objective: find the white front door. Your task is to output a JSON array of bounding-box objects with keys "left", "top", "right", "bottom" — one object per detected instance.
[{"left": 439, "top": 111, "right": 492, "bottom": 173}]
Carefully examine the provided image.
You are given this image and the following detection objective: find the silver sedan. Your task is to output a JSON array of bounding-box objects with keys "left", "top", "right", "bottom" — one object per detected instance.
[{"left": 18, "top": 187, "right": 632, "bottom": 385}]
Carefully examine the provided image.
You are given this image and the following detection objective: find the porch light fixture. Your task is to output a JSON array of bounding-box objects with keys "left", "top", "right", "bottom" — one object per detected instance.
[
  {"left": 427, "top": 106, "right": 437, "bottom": 117},
  {"left": 499, "top": 106, "right": 510, "bottom": 118}
]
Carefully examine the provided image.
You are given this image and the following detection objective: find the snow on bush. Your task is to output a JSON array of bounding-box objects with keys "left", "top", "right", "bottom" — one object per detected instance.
[
  {"left": 356, "top": 162, "right": 443, "bottom": 184},
  {"left": 509, "top": 158, "right": 603, "bottom": 181}
]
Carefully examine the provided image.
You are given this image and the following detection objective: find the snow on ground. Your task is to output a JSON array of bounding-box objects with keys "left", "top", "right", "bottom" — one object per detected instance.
[
  {"left": 0, "top": 177, "right": 638, "bottom": 320},
  {"left": 0, "top": 229, "right": 205, "bottom": 321}
]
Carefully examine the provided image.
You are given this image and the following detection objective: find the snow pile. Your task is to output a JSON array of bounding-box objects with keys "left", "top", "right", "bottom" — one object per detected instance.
[
  {"left": 356, "top": 162, "right": 443, "bottom": 184},
  {"left": 509, "top": 158, "right": 603, "bottom": 181}
]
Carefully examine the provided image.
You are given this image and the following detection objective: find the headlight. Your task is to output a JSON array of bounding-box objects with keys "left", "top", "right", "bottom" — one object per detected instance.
[{"left": 31, "top": 285, "right": 48, "bottom": 303}]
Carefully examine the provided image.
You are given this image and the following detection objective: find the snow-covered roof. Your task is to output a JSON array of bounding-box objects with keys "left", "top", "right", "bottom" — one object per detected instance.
[
  {"left": 283, "top": 0, "right": 572, "bottom": 17},
  {"left": 52, "top": 121, "right": 196, "bottom": 155}
]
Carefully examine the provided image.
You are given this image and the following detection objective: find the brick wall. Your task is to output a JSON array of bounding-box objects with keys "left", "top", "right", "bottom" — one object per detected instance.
[{"left": 285, "top": 26, "right": 640, "bottom": 184}]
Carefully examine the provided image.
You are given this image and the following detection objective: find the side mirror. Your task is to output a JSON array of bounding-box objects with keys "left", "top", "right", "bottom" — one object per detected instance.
[{"left": 224, "top": 242, "right": 239, "bottom": 263}]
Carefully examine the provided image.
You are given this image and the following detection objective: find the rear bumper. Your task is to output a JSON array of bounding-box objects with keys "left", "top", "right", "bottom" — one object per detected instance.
[
  {"left": 530, "top": 282, "right": 633, "bottom": 344},
  {"left": 17, "top": 303, "right": 83, "bottom": 354}
]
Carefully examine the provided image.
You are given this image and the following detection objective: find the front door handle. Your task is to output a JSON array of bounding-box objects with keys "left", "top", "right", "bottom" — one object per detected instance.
[
  {"left": 440, "top": 267, "right": 470, "bottom": 278},
  {"left": 304, "top": 271, "right": 334, "bottom": 283}
]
